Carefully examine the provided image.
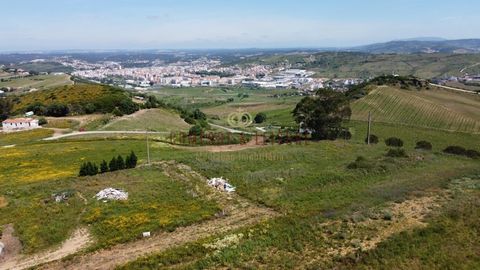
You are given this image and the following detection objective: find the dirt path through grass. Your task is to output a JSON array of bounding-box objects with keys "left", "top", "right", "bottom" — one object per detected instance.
[{"left": 0, "top": 228, "right": 92, "bottom": 270}]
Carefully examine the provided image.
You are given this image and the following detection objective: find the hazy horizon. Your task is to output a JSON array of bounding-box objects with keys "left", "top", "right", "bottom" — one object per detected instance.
[{"left": 1, "top": 0, "right": 480, "bottom": 52}]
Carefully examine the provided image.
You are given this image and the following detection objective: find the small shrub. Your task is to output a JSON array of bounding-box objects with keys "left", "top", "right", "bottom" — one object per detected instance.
[
  {"left": 339, "top": 129, "right": 352, "bottom": 140},
  {"left": 386, "top": 148, "right": 408, "bottom": 158},
  {"left": 184, "top": 117, "right": 196, "bottom": 125},
  {"left": 415, "top": 140, "right": 432, "bottom": 150},
  {"left": 38, "top": 117, "right": 48, "bottom": 126},
  {"left": 385, "top": 137, "right": 404, "bottom": 147},
  {"left": 347, "top": 156, "right": 375, "bottom": 170},
  {"left": 465, "top": 149, "right": 480, "bottom": 159},
  {"left": 365, "top": 134, "right": 379, "bottom": 144},
  {"left": 112, "top": 107, "right": 123, "bottom": 117},
  {"left": 443, "top": 146, "right": 467, "bottom": 156},
  {"left": 254, "top": 112, "right": 267, "bottom": 124}
]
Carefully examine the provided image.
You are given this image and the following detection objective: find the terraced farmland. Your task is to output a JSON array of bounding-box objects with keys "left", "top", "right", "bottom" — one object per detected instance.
[{"left": 351, "top": 86, "right": 480, "bottom": 133}]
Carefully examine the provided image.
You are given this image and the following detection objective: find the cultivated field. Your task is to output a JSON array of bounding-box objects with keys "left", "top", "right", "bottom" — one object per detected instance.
[{"left": 351, "top": 86, "right": 480, "bottom": 133}]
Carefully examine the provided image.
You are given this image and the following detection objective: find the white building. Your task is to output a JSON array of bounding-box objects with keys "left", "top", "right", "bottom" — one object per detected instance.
[{"left": 2, "top": 118, "right": 40, "bottom": 131}]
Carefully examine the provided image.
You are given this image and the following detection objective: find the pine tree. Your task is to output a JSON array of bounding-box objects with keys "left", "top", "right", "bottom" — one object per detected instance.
[
  {"left": 100, "top": 160, "right": 108, "bottom": 173},
  {"left": 109, "top": 157, "right": 118, "bottom": 172},
  {"left": 125, "top": 151, "right": 138, "bottom": 168},
  {"left": 78, "top": 162, "right": 87, "bottom": 177},
  {"left": 117, "top": 155, "right": 125, "bottom": 170},
  {"left": 129, "top": 151, "right": 138, "bottom": 168}
]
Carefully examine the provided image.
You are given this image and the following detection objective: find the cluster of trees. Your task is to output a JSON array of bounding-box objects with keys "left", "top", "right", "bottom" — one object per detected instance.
[
  {"left": 0, "top": 98, "right": 13, "bottom": 121},
  {"left": 293, "top": 88, "right": 352, "bottom": 140},
  {"left": 78, "top": 151, "right": 138, "bottom": 177},
  {"left": 26, "top": 103, "right": 70, "bottom": 117}
]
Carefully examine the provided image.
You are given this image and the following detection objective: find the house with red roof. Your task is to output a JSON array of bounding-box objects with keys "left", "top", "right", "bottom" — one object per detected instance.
[{"left": 1, "top": 118, "right": 39, "bottom": 131}]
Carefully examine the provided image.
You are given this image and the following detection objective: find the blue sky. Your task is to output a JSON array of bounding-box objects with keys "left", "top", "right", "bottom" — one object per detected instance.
[{"left": 1, "top": 0, "right": 479, "bottom": 51}]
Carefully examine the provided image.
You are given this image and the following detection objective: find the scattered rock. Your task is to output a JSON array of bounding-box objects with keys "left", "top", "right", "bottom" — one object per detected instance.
[
  {"left": 95, "top": 188, "right": 128, "bottom": 201},
  {"left": 51, "top": 191, "right": 73, "bottom": 203},
  {"left": 207, "top": 177, "right": 236, "bottom": 193}
]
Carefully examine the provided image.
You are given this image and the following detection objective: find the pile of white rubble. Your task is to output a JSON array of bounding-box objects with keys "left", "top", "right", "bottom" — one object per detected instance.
[
  {"left": 95, "top": 188, "right": 128, "bottom": 201},
  {"left": 207, "top": 177, "right": 236, "bottom": 193}
]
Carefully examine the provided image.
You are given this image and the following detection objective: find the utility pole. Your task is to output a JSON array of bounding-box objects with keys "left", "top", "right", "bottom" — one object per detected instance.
[
  {"left": 367, "top": 111, "right": 372, "bottom": 145},
  {"left": 146, "top": 130, "right": 151, "bottom": 165}
]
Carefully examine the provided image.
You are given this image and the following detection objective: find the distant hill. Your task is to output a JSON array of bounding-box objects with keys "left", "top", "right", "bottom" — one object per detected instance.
[
  {"left": 352, "top": 39, "right": 480, "bottom": 54},
  {"left": 235, "top": 52, "right": 480, "bottom": 79}
]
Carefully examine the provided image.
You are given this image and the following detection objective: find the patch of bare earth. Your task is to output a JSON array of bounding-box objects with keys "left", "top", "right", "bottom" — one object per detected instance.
[
  {"left": 0, "top": 224, "right": 22, "bottom": 264},
  {"left": 0, "top": 228, "right": 92, "bottom": 270},
  {"left": 38, "top": 162, "right": 277, "bottom": 270}
]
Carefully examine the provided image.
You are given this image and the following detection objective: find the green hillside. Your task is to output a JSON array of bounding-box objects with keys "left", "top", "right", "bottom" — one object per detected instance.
[
  {"left": 351, "top": 86, "right": 480, "bottom": 133},
  {"left": 10, "top": 83, "right": 138, "bottom": 116}
]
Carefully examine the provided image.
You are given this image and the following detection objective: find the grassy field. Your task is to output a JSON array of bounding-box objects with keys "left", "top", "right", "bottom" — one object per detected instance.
[
  {"left": 0, "top": 74, "right": 73, "bottom": 91},
  {"left": 338, "top": 187, "right": 480, "bottom": 269},
  {"left": 0, "top": 166, "right": 219, "bottom": 253},
  {"left": 351, "top": 86, "right": 480, "bottom": 133},
  {"left": 102, "top": 109, "right": 191, "bottom": 132},
  {"left": 120, "top": 133, "right": 480, "bottom": 269},
  {"left": 43, "top": 118, "right": 80, "bottom": 129},
  {"left": 0, "top": 128, "right": 53, "bottom": 146}
]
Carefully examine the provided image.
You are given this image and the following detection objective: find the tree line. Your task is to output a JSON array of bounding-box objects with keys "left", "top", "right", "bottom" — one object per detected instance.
[{"left": 78, "top": 151, "right": 138, "bottom": 177}]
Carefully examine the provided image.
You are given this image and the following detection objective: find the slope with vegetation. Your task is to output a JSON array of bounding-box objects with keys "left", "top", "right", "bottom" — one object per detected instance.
[
  {"left": 350, "top": 85, "right": 480, "bottom": 133},
  {"left": 8, "top": 83, "right": 139, "bottom": 117}
]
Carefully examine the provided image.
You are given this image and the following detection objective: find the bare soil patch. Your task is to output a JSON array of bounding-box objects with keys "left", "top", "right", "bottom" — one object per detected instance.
[{"left": 0, "top": 228, "right": 92, "bottom": 270}]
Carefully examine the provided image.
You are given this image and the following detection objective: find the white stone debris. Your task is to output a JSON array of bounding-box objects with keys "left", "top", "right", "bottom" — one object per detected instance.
[
  {"left": 142, "top": 232, "right": 151, "bottom": 238},
  {"left": 95, "top": 188, "right": 128, "bottom": 201},
  {"left": 207, "top": 177, "right": 236, "bottom": 193},
  {"left": 0, "top": 241, "right": 4, "bottom": 256}
]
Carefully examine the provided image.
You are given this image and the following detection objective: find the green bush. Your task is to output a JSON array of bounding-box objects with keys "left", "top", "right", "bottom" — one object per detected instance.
[
  {"left": 385, "top": 137, "right": 404, "bottom": 147},
  {"left": 347, "top": 156, "right": 375, "bottom": 170},
  {"left": 254, "top": 112, "right": 267, "bottom": 124},
  {"left": 365, "top": 134, "right": 379, "bottom": 144},
  {"left": 465, "top": 149, "right": 480, "bottom": 159},
  {"left": 415, "top": 140, "right": 432, "bottom": 150},
  {"left": 112, "top": 107, "right": 123, "bottom": 117},
  {"left": 339, "top": 129, "right": 352, "bottom": 140},
  {"left": 443, "top": 146, "right": 467, "bottom": 156},
  {"left": 38, "top": 117, "right": 48, "bottom": 126}
]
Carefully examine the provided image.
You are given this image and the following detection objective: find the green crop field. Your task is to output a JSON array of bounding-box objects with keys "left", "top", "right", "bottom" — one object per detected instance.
[
  {"left": 101, "top": 108, "right": 191, "bottom": 132},
  {"left": 351, "top": 86, "right": 480, "bottom": 133}
]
